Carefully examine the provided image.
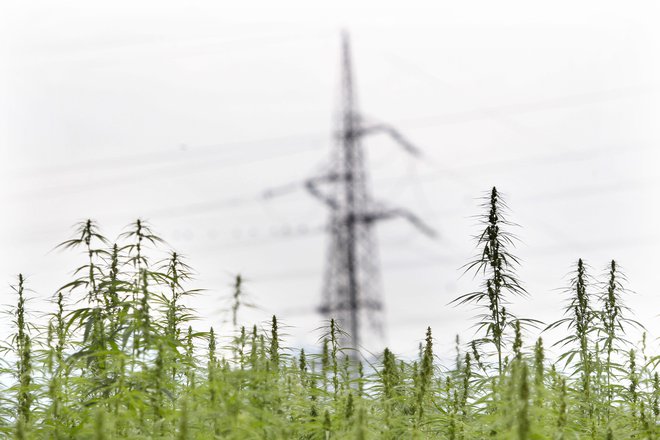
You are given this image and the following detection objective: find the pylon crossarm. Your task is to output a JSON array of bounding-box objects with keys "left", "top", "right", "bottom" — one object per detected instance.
[
  {"left": 304, "top": 173, "right": 342, "bottom": 209},
  {"left": 359, "top": 123, "right": 423, "bottom": 157},
  {"left": 364, "top": 206, "right": 437, "bottom": 238},
  {"left": 261, "top": 180, "right": 305, "bottom": 200}
]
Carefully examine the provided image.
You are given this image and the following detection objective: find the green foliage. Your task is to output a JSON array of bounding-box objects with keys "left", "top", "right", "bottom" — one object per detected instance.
[
  {"left": 451, "top": 187, "right": 536, "bottom": 375},
  {"left": 1, "top": 191, "right": 658, "bottom": 439}
]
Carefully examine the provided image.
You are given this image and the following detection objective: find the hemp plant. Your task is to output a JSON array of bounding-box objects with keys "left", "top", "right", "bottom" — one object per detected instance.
[
  {"left": 598, "top": 261, "right": 642, "bottom": 407},
  {"left": 452, "top": 187, "right": 530, "bottom": 375},
  {"left": 1, "top": 189, "right": 659, "bottom": 439}
]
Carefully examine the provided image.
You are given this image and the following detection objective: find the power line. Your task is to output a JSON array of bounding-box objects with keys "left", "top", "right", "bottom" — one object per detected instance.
[
  {"left": 11, "top": 132, "right": 328, "bottom": 179},
  {"left": 145, "top": 147, "right": 657, "bottom": 220},
  {"left": 11, "top": 130, "right": 652, "bottom": 204},
  {"left": 5, "top": 167, "right": 654, "bottom": 252},
  {"left": 199, "top": 232, "right": 660, "bottom": 285},
  {"left": 10, "top": 81, "right": 652, "bottom": 182},
  {"left": 382, "top": 51, "right": 654, "bottom": 130},
  {"left": 7, "top": 143, "right": 326, "bottom": 201}
]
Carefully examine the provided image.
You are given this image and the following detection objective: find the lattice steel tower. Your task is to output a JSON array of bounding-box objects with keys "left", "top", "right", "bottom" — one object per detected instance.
[{"left": 306, "top": 32, "right": 435, "bottom": 352}]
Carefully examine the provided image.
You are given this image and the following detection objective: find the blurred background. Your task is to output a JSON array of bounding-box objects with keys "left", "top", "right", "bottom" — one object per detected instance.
[{"left": 1, "top": 0, "right": 659, "bottom": 360}]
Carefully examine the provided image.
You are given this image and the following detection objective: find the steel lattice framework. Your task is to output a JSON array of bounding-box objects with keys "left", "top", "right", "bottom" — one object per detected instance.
[{"left": 306, "top": 32, "right": 436, "bottom": 353}]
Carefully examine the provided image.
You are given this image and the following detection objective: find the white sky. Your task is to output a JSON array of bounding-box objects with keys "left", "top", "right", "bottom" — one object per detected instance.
[{"left": 1, "top": 0, "right": 660, "bottom": 361}]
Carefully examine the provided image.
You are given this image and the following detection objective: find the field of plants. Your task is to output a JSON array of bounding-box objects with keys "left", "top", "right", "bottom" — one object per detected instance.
[{"left": 1, "top": 187, "right": 658, "bottom": 439}]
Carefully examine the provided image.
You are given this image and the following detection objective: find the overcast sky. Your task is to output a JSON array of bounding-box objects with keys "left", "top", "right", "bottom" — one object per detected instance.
[{"left": 1, "top": 0, "right": 659, "bottom": 360}]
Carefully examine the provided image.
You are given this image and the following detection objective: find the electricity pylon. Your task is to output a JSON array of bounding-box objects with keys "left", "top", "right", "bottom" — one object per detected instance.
[{"left": 306, "top": 32, "right": 436, "bottom": 353}]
